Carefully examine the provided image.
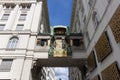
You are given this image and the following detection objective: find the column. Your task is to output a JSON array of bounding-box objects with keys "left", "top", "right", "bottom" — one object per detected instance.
[
  {"left": 31, "top": 2, "right": 42, "bottom": 33},
  {"left": 24, "top": 3, "right": 36, "bottom": 30},
  {"left": 6, "top": 4, "right": 19, "bottom": 30}
]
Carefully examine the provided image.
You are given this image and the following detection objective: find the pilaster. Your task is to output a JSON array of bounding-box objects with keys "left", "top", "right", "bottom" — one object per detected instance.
[
  {"left": 24, "top": 3, "right": 36, "bottom": 30},
  {"left": 5, "top": 4, "right": 19, "bottom": 30},
  {"left": 31, "top": 2, "right": 42, "bottom": 33}
]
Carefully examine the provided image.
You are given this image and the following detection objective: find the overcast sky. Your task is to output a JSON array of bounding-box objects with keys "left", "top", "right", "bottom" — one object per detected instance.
[
  {"left": 54, "top": 67, "right": 69, "bottom": 80},
  {"left": 47, "top": 0, "right": 73, "bottom": 27}
]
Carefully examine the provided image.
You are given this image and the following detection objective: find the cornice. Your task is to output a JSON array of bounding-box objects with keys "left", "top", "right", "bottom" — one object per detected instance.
[{"left": 0, "top": 0, "right": 37, "bottom": 4}]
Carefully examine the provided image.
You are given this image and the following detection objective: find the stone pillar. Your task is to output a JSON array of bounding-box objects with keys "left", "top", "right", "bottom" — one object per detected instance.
[
  {"left": 24, "top": 3, "right": 36, "bottom": 30},
  {"left": 6, "top": 4, "right": 19, "bottom": 30},
  {"left": 31, "top": 2, "right": 42, "bottom": 33}
]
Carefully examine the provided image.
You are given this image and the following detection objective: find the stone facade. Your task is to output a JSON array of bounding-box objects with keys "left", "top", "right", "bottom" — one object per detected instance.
[{"left": 70, "top": 0, "right": 120, "bottom": 80}]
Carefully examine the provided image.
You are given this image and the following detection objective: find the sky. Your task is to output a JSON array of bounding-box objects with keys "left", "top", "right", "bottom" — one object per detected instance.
[
  {"left": 47, "top": 0, "right": 73, "bottom": 27},
  {"left": 54, "top": 67, "right": 69, "bottom": 80},
  {"left": 47, "top": 0, "right": 72, "bottom": 80}
]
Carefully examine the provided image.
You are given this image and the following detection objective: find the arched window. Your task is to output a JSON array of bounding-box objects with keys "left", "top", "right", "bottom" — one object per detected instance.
[
  {"left": 92, "top": 11, "right": 99, "bottom": 28},
  {"left": 7, "top": 36, "right": 19, "bottom": 49}
]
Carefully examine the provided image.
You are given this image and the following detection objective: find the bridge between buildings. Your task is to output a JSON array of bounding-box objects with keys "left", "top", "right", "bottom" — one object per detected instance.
[{"left": 32, "top": 27, "right": 87, "bottom": 80}]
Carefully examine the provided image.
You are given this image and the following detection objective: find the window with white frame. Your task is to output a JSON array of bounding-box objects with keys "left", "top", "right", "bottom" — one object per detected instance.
[
  {"left": 0, "top": 24, "right": 5, "bottom": 30},
  {"left": 7, "top": 36, "right": 19, "bottom": 49},
  {"left": 92, "top": 11, "right": 99, "bottom": 29},
  {"left": 1, "top": 14, "right": 10, "bottom": 20},
  {"left": 19, "top": 14, "right": 27, "bottom": 21},
  {"left": 0, "top": 59, "right": 13, "bottom": 72},
  {"left": 16, "top": 24, "right": 24, "bottom": 31}
]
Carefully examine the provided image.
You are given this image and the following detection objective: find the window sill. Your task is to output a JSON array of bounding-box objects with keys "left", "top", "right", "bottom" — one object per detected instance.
[{"left": 5, "top": 48, "right": 16, "bottom": 51}]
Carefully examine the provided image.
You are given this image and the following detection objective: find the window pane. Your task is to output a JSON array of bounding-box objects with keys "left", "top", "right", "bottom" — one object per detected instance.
[
  {"left": 1, "top": 14, "right": 9, "bottom": 20},
  {"left": 0, "top": 59, "right": 13, "bottom": 72},
  {"left": 16, "top": 24, "right": 24, "bottom": 30},
  {"left": 19, "top": 14, "right": 27, "bottom": 21},
  {"left": 0, "top": 24, "right": 5, "bottom": 30},
  {"left": 7, "top": 37, "right": 18, "bottom": 49}
]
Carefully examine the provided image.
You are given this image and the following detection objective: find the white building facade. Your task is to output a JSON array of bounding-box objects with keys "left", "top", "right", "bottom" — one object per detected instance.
[
  {"left": 0, "top": 0, "right": 54, "bottom": 80},
  {"left": 70, "top": 0, "right": 120, "bottom": 80}
]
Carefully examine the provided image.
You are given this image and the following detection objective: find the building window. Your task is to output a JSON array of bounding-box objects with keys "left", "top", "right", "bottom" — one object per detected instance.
[
  {"left": 19, "top": 14, "right": 27, "bottom": 21},
  {"left": 40, "top": 39, "right": 48, "bottom": 46},
  {"left": 7, "top": 36, "right": 19, "bottom": 49},
  {"left": 0, "top": 59, "right": 13, "bottom": 72},
  {"left": 1, "top": 14, "right": 10, "bottom": 21},
  {"left": 16, "top": 24, "right": 24, "bottom": 31},
  {"left": 73, "top": 39, "right": 80, "bottom": 47},
  {"left": 92, "top": 11, "right": 99, "bottom": 29},
  {"left": 0, "top": 24, "right": 5, "bottom": 30}
]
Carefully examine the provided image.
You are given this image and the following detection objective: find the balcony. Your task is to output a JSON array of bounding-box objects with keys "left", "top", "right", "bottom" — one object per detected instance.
[
  {"left": 35, "top": 46, "right": 49, "bottom": 52},
  {"left": 35, "top": 38, "right": 50, "bottom": 52}
]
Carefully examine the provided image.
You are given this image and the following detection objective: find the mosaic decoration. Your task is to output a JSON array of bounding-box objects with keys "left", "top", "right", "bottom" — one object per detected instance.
[
  {"left": 102, "top": 62, "right": 120, "bottom": 80},
  {"left": 95, "top": 32, "right": 112, "bottom": 62},
  {"left": 109, "top": 5, "right": 120, "bottom": 43},
  {"left": 88, "top": 51, "right": 97, "bottom": 71}
]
